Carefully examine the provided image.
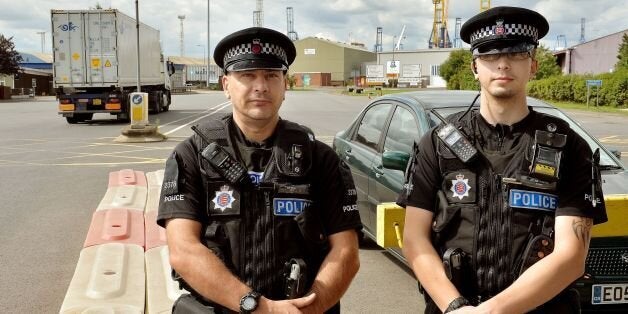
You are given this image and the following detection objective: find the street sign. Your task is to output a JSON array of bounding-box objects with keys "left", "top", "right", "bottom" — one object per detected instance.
[
  {"left": 586, "top": 80, "right": 602, "bottom": 107},
  {"left": 366, "top": 65, "right": 385, "bottom": 78},
  {"left": 386, "top": 61, "right": 400, "bottom": 74}
]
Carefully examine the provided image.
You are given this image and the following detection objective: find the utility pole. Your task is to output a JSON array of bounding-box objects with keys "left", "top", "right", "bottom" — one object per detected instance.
[{"left": 135, "top": 0, "right": 141, "bottom": 92}]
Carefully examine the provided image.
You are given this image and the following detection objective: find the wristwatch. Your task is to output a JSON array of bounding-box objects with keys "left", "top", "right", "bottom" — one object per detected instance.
[
  {"left": 239, "top": 290, "right": 261, "bottom": 313},
  {"left": 444, "top": 296, "right": 470, "bottom": 313}
]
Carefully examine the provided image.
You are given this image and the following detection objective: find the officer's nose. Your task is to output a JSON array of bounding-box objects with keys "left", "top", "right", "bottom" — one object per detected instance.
[
  {"left": 496, "top": 54, "right": 511, "bottom": 71},
  {"left": 252, "top": 73, "right": 269, "bottom": 93}
]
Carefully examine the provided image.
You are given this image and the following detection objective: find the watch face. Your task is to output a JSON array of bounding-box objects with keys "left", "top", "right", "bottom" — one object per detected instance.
[{"left": 242, "top": 296, "right": 257, "bottom": 310}]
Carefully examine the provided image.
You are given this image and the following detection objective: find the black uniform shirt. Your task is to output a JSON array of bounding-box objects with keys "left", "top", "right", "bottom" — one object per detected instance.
[
  {"left": 157, "top": 118, "right": 363, "bottom": 236},
  {"left": 401, "top": 109, "right": 607, "bottom": 224}
]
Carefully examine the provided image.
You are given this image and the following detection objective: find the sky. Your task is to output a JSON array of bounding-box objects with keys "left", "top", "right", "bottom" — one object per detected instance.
[{"left": 1, "top": 0, "right": 627, "bottom": 60}]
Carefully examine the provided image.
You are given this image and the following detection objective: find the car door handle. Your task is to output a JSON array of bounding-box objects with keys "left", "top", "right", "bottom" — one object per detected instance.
[
  {"left": 372, "top": 165, "right": 384, "bottom": 178},
  {"left": 344, "top": 149, "right": 353, "bottom": 160}
]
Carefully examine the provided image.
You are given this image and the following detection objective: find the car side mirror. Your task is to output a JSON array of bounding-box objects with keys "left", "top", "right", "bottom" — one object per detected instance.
[
  {"left": 382, "top": 151, "right": 410, "bottom": 171},
  {"left": 610, "top": 149, "right": 621, "bottom": 160}
]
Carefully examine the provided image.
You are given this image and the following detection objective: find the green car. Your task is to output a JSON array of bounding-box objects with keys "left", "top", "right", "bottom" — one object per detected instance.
[{"left": 332, "top": 90, "right": 628, "bottom": 313}]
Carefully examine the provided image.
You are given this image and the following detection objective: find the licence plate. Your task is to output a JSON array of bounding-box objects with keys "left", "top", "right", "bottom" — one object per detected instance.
[
  {"left": 93, "top": 99, "right": 102, "bottom": 105},
  {"left": 592, "top": 284, "right": 628, "bottom": 304}
]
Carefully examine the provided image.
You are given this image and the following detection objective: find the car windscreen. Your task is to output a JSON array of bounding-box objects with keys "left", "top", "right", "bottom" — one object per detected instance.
[{"left": 429, "top": 107, "right": 622, "bottom": 168}]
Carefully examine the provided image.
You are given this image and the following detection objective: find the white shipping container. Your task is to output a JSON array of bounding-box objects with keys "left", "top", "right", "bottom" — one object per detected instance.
[{"left": 52, "top": 9, "right": 163, "bottom": 88}]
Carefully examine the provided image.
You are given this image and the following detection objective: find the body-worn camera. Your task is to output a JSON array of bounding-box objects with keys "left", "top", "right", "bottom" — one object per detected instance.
[{"left": 528, "top": 130, "right": 566, "bottom": 182}]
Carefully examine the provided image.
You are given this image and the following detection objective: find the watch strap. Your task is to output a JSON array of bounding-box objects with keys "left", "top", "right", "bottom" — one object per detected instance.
[{"left": 444, "top": 296, "right": 470, "bottom": 313}]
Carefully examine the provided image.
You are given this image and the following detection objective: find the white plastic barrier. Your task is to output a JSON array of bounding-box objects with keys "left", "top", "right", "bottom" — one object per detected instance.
[
  {"left": 145, "top": 246, "right": 187, "bottom": 313},
  {"left": 145, "top": 170, "right": 164, "bottom": 213},
  {"left": 97, "top": 185, "right": 148, "bottom": 212},
  {"left": 60, "top": 243, "right": 146, "bottom": 313}
]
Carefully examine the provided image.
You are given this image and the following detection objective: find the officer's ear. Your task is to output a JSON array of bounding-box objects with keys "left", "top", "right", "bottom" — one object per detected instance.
[
  {"left": 222, "top": 74, "right": 230, "bottom": 99},
  {"left": 471, "top": 61, "right": 479, "bottom": 78}
]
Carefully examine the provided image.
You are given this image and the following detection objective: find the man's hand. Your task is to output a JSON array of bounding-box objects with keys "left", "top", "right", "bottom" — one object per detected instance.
[{"left": 255, "top": 293, "right": 317, "bottom": 313}]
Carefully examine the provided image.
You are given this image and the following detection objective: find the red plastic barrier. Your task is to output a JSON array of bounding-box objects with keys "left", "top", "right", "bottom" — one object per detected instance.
[
  {"left": 145, "top": 210, "right": 167, "bottom": 250},
  {"left": 84, "top": 208, "right": 145, "bottom": 248},
  {"left": 108, "top": 169, "right": 147, "bottom": 187}
]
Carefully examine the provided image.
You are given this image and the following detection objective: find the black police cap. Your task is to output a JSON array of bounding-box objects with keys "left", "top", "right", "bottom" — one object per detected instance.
[
  {"left": 460, "top": 6, "right": 549, "bottom": 53},
  {"left": 213, "top": 27, "right": 296, "bottom": 72}
]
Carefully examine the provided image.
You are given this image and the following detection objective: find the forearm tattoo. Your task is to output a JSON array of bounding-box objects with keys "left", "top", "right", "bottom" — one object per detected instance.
[{"left": 572, "top": 218, "right": 593, "bottom": 250}]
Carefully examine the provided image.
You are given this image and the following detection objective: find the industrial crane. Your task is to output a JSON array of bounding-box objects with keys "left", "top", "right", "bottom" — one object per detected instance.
[
  {"left": 429, "top": 0, "right": 490, "bottom": 48},
  {"left": 428, "top": 0, "right": 452, "bottom": 48},
  {"left": 395, "top": 25, "right": 406, "bottom": 51},
  {"left": 480, "top": 0, "right": 491, "bottom": 12}
]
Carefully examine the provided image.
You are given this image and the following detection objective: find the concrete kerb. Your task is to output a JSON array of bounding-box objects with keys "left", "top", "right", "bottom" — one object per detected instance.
[{"left": 114, "top": 123, "right": 167, "bottom": 143}]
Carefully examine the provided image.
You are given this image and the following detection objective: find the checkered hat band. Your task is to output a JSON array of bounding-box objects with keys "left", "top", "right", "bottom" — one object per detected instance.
[
  {"left": 224, "top": 42, "right": 288, "bottom": 65},
  {"left": 470, "top": 23, "right": 539, "bottom": 43}
]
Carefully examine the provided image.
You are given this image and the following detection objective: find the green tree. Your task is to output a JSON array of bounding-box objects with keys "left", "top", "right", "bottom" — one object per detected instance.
[
  {"left": 286, "top": 73, "right": 296, "bottom": 90},
  {"left": 0, "top": 34, "right": 22, "bottom": 75},
  {"left": 615, "top": 33, "right": 628, "bottom": 71},
  {"left": 440, "top": 49, "right": 478, "bottom": 90},
  {"left": 533, "top": 45, "right": 561, "bottom": 80}
]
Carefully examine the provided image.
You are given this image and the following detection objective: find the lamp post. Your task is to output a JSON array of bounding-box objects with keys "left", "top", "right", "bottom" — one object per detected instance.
[
  {"left": 196, "top": 44, "right": 206, "bottom": 87},
  {"left": 210, "top": 0, "right": 212, "bottom": 88}
]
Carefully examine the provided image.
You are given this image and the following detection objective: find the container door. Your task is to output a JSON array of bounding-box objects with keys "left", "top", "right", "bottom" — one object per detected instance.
[
  {"left": 85, "top": 11, "right": 118, "bottom": 84},
  {"left": 52, "top": 12, "right": 86, "bottom": 85}
]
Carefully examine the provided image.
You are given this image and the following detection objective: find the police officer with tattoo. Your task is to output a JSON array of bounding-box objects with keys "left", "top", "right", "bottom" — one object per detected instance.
[
  {"left": 157, "top": 27, "right": 362, "bottom": 313},
  {"left": 398, "top": 7, "right": 607, "bottom": 314}
]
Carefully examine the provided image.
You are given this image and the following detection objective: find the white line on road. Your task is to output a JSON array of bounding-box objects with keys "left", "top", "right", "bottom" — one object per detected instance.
[{"left": 163, "top": 102, "right": 231, "bottom": 136}]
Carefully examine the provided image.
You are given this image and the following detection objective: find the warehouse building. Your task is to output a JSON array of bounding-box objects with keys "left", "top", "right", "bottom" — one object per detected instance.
[
  {"left": 554, "top": 29, "right": 628, "bottom": 74},
  {"left": 291, "top": 37, "right": 376, "bottom": 87}
]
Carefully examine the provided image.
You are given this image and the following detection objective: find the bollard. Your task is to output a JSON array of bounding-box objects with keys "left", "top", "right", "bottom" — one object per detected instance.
[{"left": 130, "top": 92, "right": 149, "bottom": 126}]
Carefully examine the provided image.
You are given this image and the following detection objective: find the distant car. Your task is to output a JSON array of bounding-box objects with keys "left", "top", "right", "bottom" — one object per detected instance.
[{"left": 332, "top": 90, "right": 628, "bottom": 313}]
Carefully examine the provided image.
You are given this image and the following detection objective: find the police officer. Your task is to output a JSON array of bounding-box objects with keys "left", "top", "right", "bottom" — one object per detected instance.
[
  {"left": 398, "top": 7, "right": 607, "bottom": 314},
  {"left": 157, "top": 27, "right": 362, "bottom": 313}
]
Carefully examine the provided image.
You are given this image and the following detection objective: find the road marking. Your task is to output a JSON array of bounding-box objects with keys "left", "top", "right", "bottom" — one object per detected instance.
[
  {"left": 599, "top": 135, "right": 628, "bottom": 145},
  {"left": 163, "top": 102, "right": 231, "bottom": 136}
]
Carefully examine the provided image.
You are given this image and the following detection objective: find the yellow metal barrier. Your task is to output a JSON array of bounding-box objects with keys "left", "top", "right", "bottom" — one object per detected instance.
[
  {"left": 592, "top": 194, "right": 628, "bottom": 237},
  {"left": 374, "top": 194, "right": 626, "bottom": 249},
  {"left": 376, "top": 202, "right": 405, "bottom": 248}
]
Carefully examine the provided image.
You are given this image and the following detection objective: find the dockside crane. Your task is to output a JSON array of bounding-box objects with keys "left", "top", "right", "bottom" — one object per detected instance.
[
  {"left": 480, "top": 0, "right": 491, "bottom": 12},
  {"left": 429, "top": 0, "right": 452, "bottom": 48}
]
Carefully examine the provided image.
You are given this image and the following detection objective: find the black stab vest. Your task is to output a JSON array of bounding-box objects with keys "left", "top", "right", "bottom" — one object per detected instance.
[
  {"left": 193, "top": 115, "right": 328, "bottom": 300},
  {"left": 433, "top": 110, "right": 570, "bottom": 299}
]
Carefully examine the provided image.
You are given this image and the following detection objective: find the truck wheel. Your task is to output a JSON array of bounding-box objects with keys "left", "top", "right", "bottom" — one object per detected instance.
[
  {"left": 66, "top": 116, "right": 79, "bottom": 124},
  {"left": 162, "top": 93, "right": 170, "bottom": 112},
  {"left": 150, "top": 92, "right": 161, "bottom": 114}
]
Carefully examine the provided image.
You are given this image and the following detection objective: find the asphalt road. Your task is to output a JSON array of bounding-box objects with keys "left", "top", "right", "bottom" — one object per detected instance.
[{"left": 0, "top": 90, "right": 625, "bottom": 313}]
